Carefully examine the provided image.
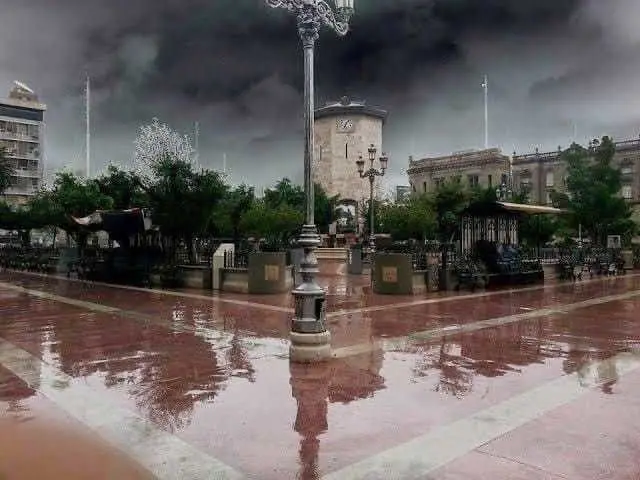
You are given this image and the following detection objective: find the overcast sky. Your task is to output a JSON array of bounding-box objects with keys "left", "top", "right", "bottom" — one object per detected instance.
[{"left": 1, "top": 0, "right": 640, "bottom": 191}]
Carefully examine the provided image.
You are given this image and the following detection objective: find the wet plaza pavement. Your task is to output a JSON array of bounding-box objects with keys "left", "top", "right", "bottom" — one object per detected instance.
[{"left": 1, "top": 268, "right": 640, "bottom": 479}]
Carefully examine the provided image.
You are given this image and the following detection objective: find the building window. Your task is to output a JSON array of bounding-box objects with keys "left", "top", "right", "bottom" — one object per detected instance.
[
  {"left": 423, "top": 181, "right": 427, "bottom": 193},
  {"left": 434, "top": 178, "right": 444, "bottom": 188},
  {"left": 500, "top": 173, "right": 508, "bottom": 185},
  {"left": 546, "top": 171, "right": 554, "bottom": 187},
  {"left": 411, "top": 184, "right": 416, "bottom": 193},
  {"left": 621, "top": 163, "right": 633, "bottom": 176},
  {"left": 488, "top": 174, "right": 493, "bottom": 187},
  {"left": 622, "top": 185, "right": 633, "bottom": 200},
  {"left": 546, "top": 191, "right": 553, "bottom": 205},
  {"left": 467, "top": 175, "right": 479, "bottom": 188}
]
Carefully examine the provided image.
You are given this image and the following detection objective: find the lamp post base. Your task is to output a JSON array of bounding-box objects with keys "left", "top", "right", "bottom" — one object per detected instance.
[
  {"left": 290, "top": 224, "right": 331, "bottom": 363},
  {"left": 290, "top": 331, "right": 332, "bottom": 363}
]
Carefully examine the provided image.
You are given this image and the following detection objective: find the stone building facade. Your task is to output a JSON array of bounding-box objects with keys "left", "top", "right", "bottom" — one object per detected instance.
[
  {"left": 313, "top": 97, "right": 387, "bottom": 204},
  {"left": 0, "top": 82, "right": 46, "bottom": 206},
  {"left": 512, "top": 138, "right": 640, "bottom": 206},
  {"left": 406, "top": 148, "right": 511, "bottom": 195},
  {"left": 406, "top": 138, "right": 640, "bottom": 210}
]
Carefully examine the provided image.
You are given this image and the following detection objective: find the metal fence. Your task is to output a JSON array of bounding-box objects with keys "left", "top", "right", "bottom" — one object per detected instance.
[{"left": 223, "top": 248, "right": 250, "bottom": 269}]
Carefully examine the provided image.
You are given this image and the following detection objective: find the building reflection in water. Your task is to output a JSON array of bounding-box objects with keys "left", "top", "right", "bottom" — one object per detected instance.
[
  {"left": 290, "top": 346, "right": 385, "bottom": 480},
  {"left": 406, "top": 317, "right": 631, "bottom": 398},
  {"left": 41, "top": 302, "right": 260, "bottom": 432}
]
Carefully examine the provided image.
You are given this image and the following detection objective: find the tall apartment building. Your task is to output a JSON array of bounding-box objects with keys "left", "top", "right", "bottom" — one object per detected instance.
[
  {"left": 0, "top": 82, "right": 46, "bottom": 206},
  {"left": 406, "top": 148, "right": 511, "bottom": 195}
]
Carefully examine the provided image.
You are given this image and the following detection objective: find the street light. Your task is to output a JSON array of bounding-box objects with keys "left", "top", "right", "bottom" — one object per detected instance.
[
  {"left": 357, "top": 144, "right": 388, "bottom": 253},
  {"left": 495, "top": 181, "right": 512, "bottom": 201},
  {"left": 265, "top": 0, "right": 355, "bottom": 363}
]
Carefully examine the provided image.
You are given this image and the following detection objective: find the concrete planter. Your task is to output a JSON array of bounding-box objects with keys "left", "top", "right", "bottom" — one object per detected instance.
[
  {"left": 149, "top": 273, "right": 162, "bottom": 287},
  {"left": 248, "top": 251, "right": 293, "bottom": 294},
  {"left": 372, "top": 253, "right": 426, "bottom": 295},
  {"left": 221, "top": 268, "right": 250, "bottom": 293},
  {"left": 177, "top": 264, "right": 212, "bottom": 290}
]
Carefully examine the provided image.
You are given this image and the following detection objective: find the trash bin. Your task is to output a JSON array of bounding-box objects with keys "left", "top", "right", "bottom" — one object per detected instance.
[{"left": 347, "top": 246, "right": 363, "bottom": 274}]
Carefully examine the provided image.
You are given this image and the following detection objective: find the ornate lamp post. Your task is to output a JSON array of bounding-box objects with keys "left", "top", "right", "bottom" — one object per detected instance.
[
  {"left": 356, "top": 144, "right": 388, "bottom": 253},
  {"left": 265, "top": 0, "right": 355, "bottom": 363},
  {"left": 495, "top": 180, "right": 512, "bottom": 201}
]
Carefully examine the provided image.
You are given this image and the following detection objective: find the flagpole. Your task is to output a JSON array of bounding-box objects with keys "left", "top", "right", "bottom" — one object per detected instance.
[
  {"left": 482, "top": 75, "right": 489, "bottom": 150},
  {"left": 85, "top": 74, "right": 91, "bottom": 178}
]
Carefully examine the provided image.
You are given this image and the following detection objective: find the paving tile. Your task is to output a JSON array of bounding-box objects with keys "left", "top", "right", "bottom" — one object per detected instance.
[
  {"left": 477, "top": 368, "right": 640, "bottom": 480},
  {"left": 1, "top": 270, "right": 640, "bottom": 479}
]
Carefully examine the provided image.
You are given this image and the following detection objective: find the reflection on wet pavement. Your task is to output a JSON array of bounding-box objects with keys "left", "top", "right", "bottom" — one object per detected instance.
[{"left": 1, "top": 270, "right": 640, "bottom": 479}]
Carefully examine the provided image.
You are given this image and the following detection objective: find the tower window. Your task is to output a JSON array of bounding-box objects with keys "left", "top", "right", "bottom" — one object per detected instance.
[{"left": 345, "top": 143, "right": 348, "bottom": 159}]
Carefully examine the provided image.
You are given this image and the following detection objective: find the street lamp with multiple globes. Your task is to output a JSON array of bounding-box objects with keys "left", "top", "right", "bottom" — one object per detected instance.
[
  {"left": 265, "top": 0, "right": 355, "bottom": 363},
  {"left": 356, "top": 144, "right": 388, "bottom": 253}
]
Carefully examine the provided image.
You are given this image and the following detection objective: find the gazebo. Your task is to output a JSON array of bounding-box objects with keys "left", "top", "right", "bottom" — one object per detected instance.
[
  {"left": 460, "top": 200, "right": 565, "bottom": 253},
  {"left": 455, "top": 200, "right": 566, "bottom": 289}
]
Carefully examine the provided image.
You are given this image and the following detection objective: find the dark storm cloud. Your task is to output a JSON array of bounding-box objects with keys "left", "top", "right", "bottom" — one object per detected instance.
[{"left": 1, "top": 0, "right": 638, "bottom": 188}]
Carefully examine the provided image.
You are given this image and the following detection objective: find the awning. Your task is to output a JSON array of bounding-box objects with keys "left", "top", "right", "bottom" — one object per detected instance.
[
  {"left": 495, "top": 202, "right": 567, "bottom": 215},
  {"left": 464, "top": 201, "right": 568, "bottom": 217},
  {"left": 69, "top": 208, "right": 152, "bottom": 235}
]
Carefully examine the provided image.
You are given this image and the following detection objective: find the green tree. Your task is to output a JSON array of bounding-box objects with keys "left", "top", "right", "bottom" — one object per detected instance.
[
  {"left": 0, "top": 147, "right": 15, "bottom": 195},
  {"left": 433, "top": 177, "right": 469, "bottom": 243},
  {"left": 262, "top": 178, "right": 338, "bottom": 233},
  {"left": 218, "top": 184, "right": 256, "bottom": 241},
  {"left": 360, "top": 198, "right": 384, "bottom": 237},
  {"left": 93, "top": 165, "right": 148, "bottom": 210},
  {"left": 239, "top": 201, "right": 302, "bottom": 249},
  {"left": 510, "top": 191, "right": 558, "bottom": 248},
  {"left": 50, "top": 171, "right": 113, "bottom": 218},
  {"left": 143, "top": 158, "right": 227, "bottom": 262},
  {"left": 48, "top": 171, "right": 113, "bottom": 247},
  {"left": 314, "top": 184, "right": 340, "bottom": 234},
  {"left": 554, "top": 137, "right": 636, "bottom": 246},
  {"left": 378, "top": 193, "right": 437, "bottom": 241},
  {"left": 264, "top": 178, "right": 305, "bottom": 210}
]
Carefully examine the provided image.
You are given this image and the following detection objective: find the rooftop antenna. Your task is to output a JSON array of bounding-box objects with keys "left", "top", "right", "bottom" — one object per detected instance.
[
  {"left": 85, "top": 74, "right": 91, "bottom": 178},
  {"left": 13, "top": 80, "right": 34, "bottom": 94},
  {"left": 482, "top": 75, "right": 489, "bottom": 150}
]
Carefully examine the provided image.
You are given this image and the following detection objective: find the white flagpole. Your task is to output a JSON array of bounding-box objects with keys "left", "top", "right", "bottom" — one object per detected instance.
[
  {"left": 194, "top": 121, "right": 200, "bottom": 167},
  {"left": 482, "top": 75, "right": 489, "bottom": 150},
  {"left": 85, "top": 74, "right": 91, "bottom": 178}
]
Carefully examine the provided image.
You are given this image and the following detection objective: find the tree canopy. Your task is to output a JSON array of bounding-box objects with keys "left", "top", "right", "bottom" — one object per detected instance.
[{"left": 552, "top": 137, "right": 636, "bottom": 245}]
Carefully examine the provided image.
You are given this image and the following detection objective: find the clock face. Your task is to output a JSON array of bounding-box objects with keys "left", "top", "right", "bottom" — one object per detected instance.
[{"left": 336, "top": 118, "right": 354, "bottom": 133}]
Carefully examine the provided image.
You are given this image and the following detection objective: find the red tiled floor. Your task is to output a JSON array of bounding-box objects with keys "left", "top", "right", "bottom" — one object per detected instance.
[
  {"left": 466, "top": 367, "right": 640, "bottom": 479},
  {"left": 0, "top": 366, "right": 153, "bottom": 480},
  {"left": 1, "top": 270, "right": 640, "bottom": 478},
  {"left": 425, "top": 451, "right": 565, "bottom": 480}
]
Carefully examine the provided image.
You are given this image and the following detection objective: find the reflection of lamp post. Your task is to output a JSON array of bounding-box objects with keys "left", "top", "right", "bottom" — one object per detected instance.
[
  {"left": 265, "top": 0, "right": 355, "bottom": 363},
  {"left": 290, "top": 362, "right": 331, "bottom": 479},
  {"left": 356, "top": 144, "right": 388, "bottom": 253}
]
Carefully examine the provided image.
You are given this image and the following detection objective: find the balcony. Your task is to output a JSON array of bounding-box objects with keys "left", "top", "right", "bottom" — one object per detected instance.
[
  {"left": 12, "top": 168, "right": 40, "bottom": 178},
  {"left": 2, "top": 186, "right": 38, "bottom": 196},
  {"left": 0, "top": 130, "right": 40, "bottom": 143},
  {"left": 3, "top": 150, "right": 40, "bottom": 160}
]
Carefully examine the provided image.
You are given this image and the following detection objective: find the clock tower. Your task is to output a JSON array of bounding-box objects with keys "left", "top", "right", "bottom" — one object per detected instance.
[{"left": 314, "top": 97, "right": 387, "bottom": 204}]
